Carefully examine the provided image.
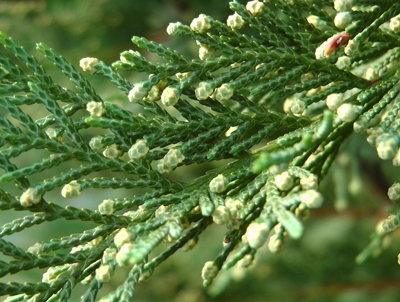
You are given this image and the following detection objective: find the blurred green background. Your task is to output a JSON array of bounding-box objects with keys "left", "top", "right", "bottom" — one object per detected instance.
[{"left": 1, "top": 0, "right": 400, "bottom": 301}]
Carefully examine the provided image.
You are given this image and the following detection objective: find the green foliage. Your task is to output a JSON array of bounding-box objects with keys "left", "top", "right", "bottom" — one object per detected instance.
[{"left": 1, "top": 0, "right": 400, "bottom": 301}]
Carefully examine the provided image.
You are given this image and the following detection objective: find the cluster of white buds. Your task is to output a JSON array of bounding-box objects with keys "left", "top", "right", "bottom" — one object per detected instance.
[
  {"left": 190, "top": 14, "right": 212, "bottom": 33},
  {"left": 103, "top": 143, "right": 121, "bottom": 159},
  {"left": 274, "top": 171, "right": 294, "bottom": 191},
  {"left": 334, "top": 12, "right": 352, "bottom": 29},
  {"left": 336, "top": 56, "right": 351, "bottom": 70},
  {"left": 209, "top": 174, "right": 228, "bottom": 193},
  {"left": 211, "top": 205, "right": 230, "bottom": 225},
  {"left": 334, "top": 0, "right": 353, "bottom": 12},
  {"left": 375, "top": 133, "right": 399, "bottom": 160},
  {"left": 227, "top": 13, "right": 246, "bottom": 29},
  {"left": 246, "top": 222, "right": 269, "bottom": 249},
  {"left": 246, "top": 0, "right": 264, "bottom": 16},
  {"left": 214, "top": 83, "right": 234, "bottom": 102},
  {"left": 388, "top": 183, "right": 400, "bottom": 201},
  {"left": 161, "top": 87, "right": 180, "bottom": 106},
  {"left": 98, "top": 199, "right": 114, "bottom": 215},
  {"left": 86, "top": 101, "right": 105, "bottom": 117},
  {"left": 389, "top": 14, "right": 400, "bottom": 33},
  {"left": 337, "top": 103, "right": 361, "bottom": 122},
  {"left": 61, "top": 180, "right": 82, "bottom": 199},
  {"left": 157, "top": 149, "right": 185, "bottom": 173},
  {"left": 195, "top": 81, "right": 214, "bottom": 100},
  {"left": 128, "top": 140, "right": 149, "bottom": 160},
  {"left": 201, "top": 261, "right": 218, "bottom": 282},
  {"left": 79, "top": 57, "right": 99, "bottom": 74},
  {"left": 128, "top": 83, "right": 147, "bottom": 103},
  {"left": 20, "top": 188, "right": 41, "bottom": 207}
]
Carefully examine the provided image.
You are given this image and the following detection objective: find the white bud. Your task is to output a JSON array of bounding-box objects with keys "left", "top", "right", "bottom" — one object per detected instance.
[
  {"left": 344, "top": 39, "right": 359, "bottom": 56},
  {"left": 195, "top": 81, "right": 214, "bottom": 100},
  {"left": 238, "top": 254, "right": 254, "bottom": 267},
  {"left": 128, "top": 83, "right": 147, "bottom": 103},
  {"left": 20, "top": 187, "right": 41, "bottom": 207},
  {"left": 86, "top": 101, "right": 105, "bottom": 117},
  {"left": 246, "top": 0, "right": 264, "bottom": 16},
  {"left": 389, "top": 15, "right": 400, "bottom": 33},
  {"left": 227, "top": 13, "right": 246, "bottom": 29},
  {"left": 388, "top": 183, "right": 400, "bottom": 201},
  {"left": 246, "top": 222, "right": 269, "bottom": 249},
  {"left": 307, "top": 15, "right": 327, "bottom": 29},
  {"left": 98, "top": 199, "right": 114, "bottom": 215},
  {"left": 95, "top": 265, "right": 111, "bottom": 283},
  {"left": 376, "top": 134, "right": 399, "bottom": 160},
  {"left": 89, "top": 136, "right": 103, "bottom": 151},
  {"left": 300, "top": 190, "right": 324, "bottom": 208},
  {"left": 166, "top": 22, "right": 183, "bottom": 36},
  {"left": 392, "top": 148, "right": 400, "bottom": 166},
  {"left": 199, "top": 44, "right": 215, "bottom": 60},
  {"left": 291, "top": 99, "right": 305, "bottom": 116},
  {"left": 103, "top": 144, "right": 121, "bottom": 159},
  {"left": 214, "top": 84, "right": 234, "bottom": 102},
  {"left": 190, "top": 14, "right": 212, "bottom": 33},
  {"left": 336, "top": 56, "right": 351, "bottom": 70},
  {"left": 161, "top": 87, "right": 179, "bottom": 106},
  {"left": 353, "top": 116, "right": 368, "bottom": 134},
  {"left": 168, "top": 221, "right": 182, "bottom": 238},
  {"left": 337, "top": 103, "right": 360, "bottom": 122},
  {"left": 201, "top": 261, "right": 218, "bottom": 281},
  {"left": 209, "top": 174, "right": 228, "bottom": 193},
  {"left": 45, "top": 128, "right": 58, "bottom": 140},
  {"left": 365, "top": 68, "right": 378, "bottom": 81},
  {"left": 334, "top": 0, "right": 353, "bottom": 12},
  {"left": 79, "top": 57, "right": 99, "bottom": 74},
  {"left": 61, "top": 181, "right": 82, "bottom": 199},
  {"left": 326, "top": 93, "right": 344, "bottom": 111},
  {"left": 382, "top": 214, "right": 399, "bottom": 232},
  {"left": 300, "top": 174, "right": 318, "bottom": 190},
  {"left": 334, "top": 12, "right": 352, "bottom": 29},
  {"left": 157, "top": 149, "right": 185, "bottom": 173},
  {"left": 268, "top": 234, "right": 283, "bottom": 253},
  {"left": 275, "top": 172, "right": 293, "bottom": 191},
  {"left": 128, "top": 140, "right": 149, "bottom": 160},
  {"left": 212, "top": 205, "right": 229, "bottom": 225},
  {"left": 114, "top": 228, "right": 131, "bottom": 248},
  {"left": 225, "top": 198, "right": 242, "bottom": 219},
  {"left": 226, "top": 219, "right": 240, "bottom": 230}
]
